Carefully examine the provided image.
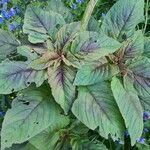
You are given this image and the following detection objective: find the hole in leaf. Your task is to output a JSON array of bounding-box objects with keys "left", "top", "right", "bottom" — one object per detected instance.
[
  {"left": 11, "top": 89, "right": 14, "bottom": 92},
  {"left": 94, "top": 40, "right": 97, "bottom": 43},
  {"left": 27, "top": 82, "right": 30, "bottom": 85},
  {"left": 23, "top": 101, "right": 30, "bottom": 105},
  {"left": 5, "top": 140, "right": 7, "bottom": 143},
  {"left": 122, "top": 33, "right": 127, "bottom": 40}
]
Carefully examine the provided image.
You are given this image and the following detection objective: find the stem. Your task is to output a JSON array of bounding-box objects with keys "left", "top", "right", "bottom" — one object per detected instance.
[
  {"left": 143, "top": 0, "right": 149, "bottom": 34},
  {"left": 80, "top": 0, "right": 99, "bottom": 31}
]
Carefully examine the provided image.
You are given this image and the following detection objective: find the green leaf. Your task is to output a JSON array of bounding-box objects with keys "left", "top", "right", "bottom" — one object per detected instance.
[
  {"left": 0, "top": 60, "right": 47, "bottom": 94},
  {"left": 111, "top": 76, "right": 143, "bottom": 146},
  {"left": 123, "top": 31, "right": 144, "bottom": 59},
  {"left": 71, "top": 137, "right": 108, "bottom": 150},
  {"left": 72, "top": 82, "right": 125, "bottom": 140},
  {"left": 5, "top": 143, "right": 38, "bottom": 150},
  {"left": 1, "top": 86, "right": 69, "bottom": 150},
  {"left": 17, "top": 46, "right": 39, "bottom": 62},
  {"left": 55, "top": 22, "right": 80, "bottom": 52},
  {"left": 139, "top": 96, "right": 150, "bottom": 111},
  {"left": 30, "top": 132, "right": 60, "bottom": 150},
  {"left": 0, "top": 30, "right": 20, "bottom": 62},
  {"left": 23, "top": 5, "right": 65, "bottom": 43},
  {"left": 71, "top": 31, "right": 121, "bottom": 61},
  {"left": 47, "top": 0, "right": 72, "bottom": 22},
  {"left": 101, "top": 0, "right": 144, "bottom": 40},
  {"left": 87, "top": 17, "right": 100, "bottom": 32},
  {"left": 48, "top": 65, "right": 76, "bottom": 114},
  {"left": 128, "top": 57, "right": 150, "bottom": 97},
  {"left": 143, "top": 37, "right": 150, "bottom": 58},
  {"left": 74, "top": 58, "right": 119, "bottom": 85},
  {"left": 29, "top": 115, "right": 69, "bottom": 150}
]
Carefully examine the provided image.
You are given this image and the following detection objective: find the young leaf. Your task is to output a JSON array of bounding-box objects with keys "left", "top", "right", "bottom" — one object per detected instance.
[
  {"left": 0, "top": 60, "right": 47, "bottom": 94},
  {"left": 23, "top": 5, "right": 65, "bottom": 43},
  {"left": 71, "top": 31, "right": 121, "bottom": 61},
  {"left": 123, "top": 31, "right": 144, "bottom": 59},
  {"left": 74, "top": 59, "right": 119, "bottom": 85},
  {"left": 72, "top": 82, "right": 125, "bottom": 140},
  {"left": 128, "top": 57, "right": 150, "bottom": 97},
  {"left": 48, "top": 64, "right": 76, "bottom": 114},
  {"left": 111, "top": 76, "right": 143, "bottom": 146},
  {"left": 0, "top": 30, "right": 20, "bottom": 62},
  {"left": 29, "top": 51, "right": 59, "bottom": 70},
  {"left": 55, "top": 22, "right": 80, "bottom": 52},
  {"left": 101, "top": 0, "right": 144, "bottom": 40},
  {"left": 1, "top": 86, "right": 69, "bottom": 150}
]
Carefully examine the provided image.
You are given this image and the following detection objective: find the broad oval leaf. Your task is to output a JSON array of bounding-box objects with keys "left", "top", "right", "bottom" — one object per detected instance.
[
  {"left": 74, "top": 59, "right": 119, "bottom": 85},
  {"left": 71, "top": 31, "right": 121, "bottom": 61},
  {"left": 0, "top": 30, "right": 20, "bottom": 62},
  {"left": 101, "top": 0, "right": 144, "bottom": 40},
  {"left": 111, "top": 76, "right": 143, "bottom": 146},
  {"left": 1, "top": 86, "right": 69, "bottom": 150},
  {"left": 0, "top": 60, "right": 47, "bottom": 94},
  {"left": 72, "top": 82, "right": 125, "bottom": 140},
  {"left": 48, "top": 64, "right": 76, "bottom": 114},
  {"left": 23, "top": 5, "right": 65, "bottom": 43}
]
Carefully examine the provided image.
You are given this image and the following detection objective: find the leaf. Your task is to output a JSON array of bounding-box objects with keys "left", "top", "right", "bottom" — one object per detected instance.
[
  {"left": 72, "top": 82, "right": 125, "bottom": 140},
  {"left": 74, "top": 58, "right": 119, "bottom": 85},
  {"left": 29, "top": 51, "right": 59, "bottom": 70},
  {"left": 111, "top": 76, "right": 143, "bottom": 146},
  {"left": 101, "top": 0, "right": 144, "bottom": 40},
  {"left": 128, "top": 57, "right": 150, "bottom": 97},
  {"left": 139, "top": 96, "right": 150, "bottom": 112},
  {"left": 48, "top": 64, "right": 76, "bottom": 114},
  {"left": 143, "top": 37, "right": 150, "bottom": 58},
  {"left": 30, "top": 132, "right": 60, "bottom": 150},
  {"left": 55, "top": 22, "right": 80, "bottom": 52},
  {"left": 1, "top": 86, "right": 69, "bottom": 150},
  {"left": 87, "top": 17, "right": 100, "bottom": 32},
  {"left": 0, "top": 30, "right": 20, "bottom": 62},
  {"left": 23, "top": 5, "right": 65, "bottom": 43},
  {"left": 29, "top": 115, "right": 69, "bottom": 150},
  {"left": 71, "top": 137, "right": 108, "bottom": 150},
  {"left": 5, "top": 143, "right": 38, "bottom": 150},
  {"left": 123, "top": 31, "right": 144, "bottom": 59},
  {"left": 17, "top": 46, "right": 39, "bottom": 62},
  {"left": 0, "top": 60, "right": 47, "bottom": 94},
  {"left": 47, "top": 0, "right": 72, "bottom": 22},
  {"left": 71, "top": 31, "right": 121, "bottom": 61}
]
